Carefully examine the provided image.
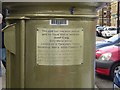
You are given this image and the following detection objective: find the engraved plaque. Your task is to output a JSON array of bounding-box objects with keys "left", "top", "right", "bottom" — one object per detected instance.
[{"left": 36, "top": 28, "right": 83, "bottom": 65}]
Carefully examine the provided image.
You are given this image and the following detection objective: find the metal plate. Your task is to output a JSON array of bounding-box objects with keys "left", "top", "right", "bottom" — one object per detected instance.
[
  {"left": 36, "top": 28, "right": 83, "bottom": 65},
  {"left": 3, "top": 24, "right": 16, "bottom": 54}
]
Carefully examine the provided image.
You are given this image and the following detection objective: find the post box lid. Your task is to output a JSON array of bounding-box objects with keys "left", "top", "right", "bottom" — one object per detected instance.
[
  {"left": 2, "top": 0, "right": 110, "bottom": 2},
  {"left": 2, "top": 2, "right": 105, "bottom": 9}
]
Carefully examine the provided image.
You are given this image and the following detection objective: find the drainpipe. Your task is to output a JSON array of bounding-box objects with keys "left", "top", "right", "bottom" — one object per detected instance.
[{"left": 117, "top": 1, "right": 120, "bottom": 33}]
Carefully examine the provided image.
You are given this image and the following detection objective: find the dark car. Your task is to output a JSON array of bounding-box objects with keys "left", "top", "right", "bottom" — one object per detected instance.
[
  {"left": 96, "top": 33, "right": 120, "bottom": 50},
  {"left": 113, "top": 70, "right": 120, "bottom": 89},
  {"left": 96, "top": 26, "right": 104, "bottom": 36}
]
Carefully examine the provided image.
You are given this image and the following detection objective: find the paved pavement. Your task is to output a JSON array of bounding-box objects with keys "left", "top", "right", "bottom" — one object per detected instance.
[
  {"left": 0, "top": 63, "right": 6, "bottom": 89},
  {"left": 0, "top": 77, "right": 2, "bottom": 89},
  {"left": 95, "top": 74, "right": 113, "bottom": 89},
  {"left": 96, "top": 36, "right": 105, "bottom": 41}
]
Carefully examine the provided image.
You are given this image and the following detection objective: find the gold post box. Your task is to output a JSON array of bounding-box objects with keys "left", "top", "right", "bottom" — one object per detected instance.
[{"left": 3, "top": 2, "right": 103, "bottom": 88}]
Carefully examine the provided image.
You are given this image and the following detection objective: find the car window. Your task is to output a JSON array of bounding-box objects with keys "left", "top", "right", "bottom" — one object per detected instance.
[
  {"left": 104, "top": 28, "right": 107, "bottom": 30},
  {"left": 97, "top": 27, "right": 103, "bottom": 30},
  {"left": 104, "top": 27, "right": 107, "bottom": 30},
  {"left": 108, "top": 28, "right": 117, "bottom": 31}
]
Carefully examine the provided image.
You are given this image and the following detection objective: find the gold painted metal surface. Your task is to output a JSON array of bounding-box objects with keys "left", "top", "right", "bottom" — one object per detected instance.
[
  {"left": 19, "top": 20, "right": 25, "bottom": 88},
  {"left": 25, "top": 18, "right": 96, "bottom": 88},
  {"left": 6, "top": 14, "right": 97, "bottom": 19},
  {"left": 3, "top": 24, "right": 16, "bottom": 54},
  {"left": 3, "top": 2, "right": 102, "bottom": 88}
]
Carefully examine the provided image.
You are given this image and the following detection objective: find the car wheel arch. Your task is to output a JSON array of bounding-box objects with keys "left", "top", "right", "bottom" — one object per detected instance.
[{"left": 110, "top": 61, "right": 120, "bottom": 79}]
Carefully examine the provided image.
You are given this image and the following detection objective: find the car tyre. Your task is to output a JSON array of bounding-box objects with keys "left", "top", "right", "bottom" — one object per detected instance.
[{"left": 110, "top": 63, "right": 120, "bottom": 80}]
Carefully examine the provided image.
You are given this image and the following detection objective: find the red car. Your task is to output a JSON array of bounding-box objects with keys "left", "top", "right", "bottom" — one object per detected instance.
[{"left": 96, "top": 43, "right": 120, "bottom": 79}]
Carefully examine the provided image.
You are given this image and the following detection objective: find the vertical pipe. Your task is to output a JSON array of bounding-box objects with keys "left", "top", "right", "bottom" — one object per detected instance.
[
  {"left": 117, "top": 1, "right": 120, "bottom": 34},
  {"left": 20, "top": 19, "right": 25, "bottom": 88},
  {"left": 108, "top": 3, "right": 111, "bottom": 26},
  {"left": 102, "top": 8, "right": 104, "bottom": 26}
]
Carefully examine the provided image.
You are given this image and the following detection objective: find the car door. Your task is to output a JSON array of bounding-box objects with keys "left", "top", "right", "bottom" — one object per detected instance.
[{"left": 109, "top": 28, "right": 117, "bottom": 36}]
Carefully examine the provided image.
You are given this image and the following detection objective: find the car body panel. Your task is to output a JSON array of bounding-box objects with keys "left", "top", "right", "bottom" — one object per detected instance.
[
  {"left": 101, "top": 27, "right": 117, "bottom": 37},
  {"left": 96, "top": 33, "right": 120, "bottom": 50},
  {"left": 96, "top": 45, "right": 120, "bottom": 61},
  {"left": 96, "top": 68, "right": 110, "bottom": 75},
  {"left": 96, "top": 43, "right": 120, "bottom": 76},
  {"left": 96, "top": 40, "right": 112, "bottom": 50}
]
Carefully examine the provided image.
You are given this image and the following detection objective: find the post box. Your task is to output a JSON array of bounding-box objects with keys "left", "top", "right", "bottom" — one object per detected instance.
[{"left": 3, "top": 2, "right": 102, "bottom": 88}]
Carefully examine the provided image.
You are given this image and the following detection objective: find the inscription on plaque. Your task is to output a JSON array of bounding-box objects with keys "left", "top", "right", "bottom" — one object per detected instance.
[{"left": 36, "top": 28, "right": 84, "bottom": 65}]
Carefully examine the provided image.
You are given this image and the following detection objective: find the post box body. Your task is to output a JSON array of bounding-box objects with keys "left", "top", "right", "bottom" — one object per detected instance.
[{"left": 3, "top": 2, "right": 100, "bottom": 88}]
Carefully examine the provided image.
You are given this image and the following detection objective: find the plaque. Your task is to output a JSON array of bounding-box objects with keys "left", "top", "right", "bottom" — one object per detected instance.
[{"left": 36, "top": 28, "right": 83, "bottom": 65}]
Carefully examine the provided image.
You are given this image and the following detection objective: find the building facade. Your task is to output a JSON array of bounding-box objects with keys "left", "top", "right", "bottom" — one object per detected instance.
[
  {"left": 97, "top": 3, "right": 111, "bottom": 26},
  {"left": 111, "top": 1, "right": 119, "bottom": 27}
]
